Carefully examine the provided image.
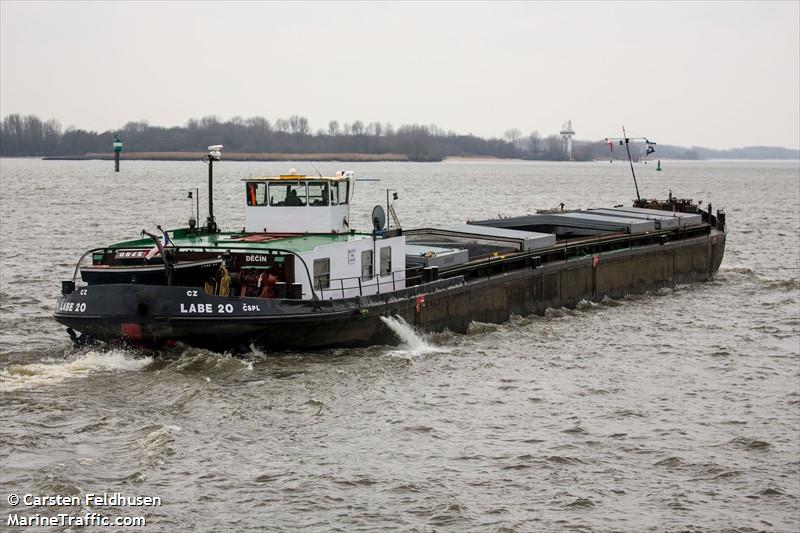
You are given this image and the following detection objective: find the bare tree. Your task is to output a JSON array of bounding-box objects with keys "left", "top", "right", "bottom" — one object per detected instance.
[
  {"left": 198, "top": 116, "right": 217, "bottom": 129},
  {"left": 367, "top": 121, "right": 383, "bottom": 137},
  {"left": 245, "top": 116, "right": 271, "bottom": 131},
  {"left": 504, "top": 128, "right": 522, "bottom": 145},
  {"left": 124, "top": 120, "right": 148, "bottom": 133},
  {"left": 44, "top": 118, "right": 62, "bottom": 145},
  {"left": 274, "top": 118, "right": 289, "bottom": 133},
  {"left": 544, "top": 134, "right": 563, "bottom": 159},
  {"left": 288, "top": 115, "right": 310, "bottom": 136},
  {"left": 527, "top": 131, "right": 541, "bottom": 153},
  {"left": 328, "top": 120, "right": 340, "bottom": 136},
  {"left": 351, "top": 120, "right": 365, "bottom": 136}
]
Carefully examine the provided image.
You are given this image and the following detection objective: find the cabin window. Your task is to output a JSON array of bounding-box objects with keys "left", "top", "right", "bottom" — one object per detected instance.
[
  {"left": 246, "top": 182, "right": 268, "bottom": 206},
  {"left": 380, "top": 246, "right": 391, "bottom": 275},
  {"left": 308, "top": 181, "right": 330, "bottom": 207},
  {"left": 330, "top": 181, "right": 349, "bottom": 205},
  {"left": 361, "top": 250, "right": 373, "bottom": 280},
  {"left": 330, "top": 183, "right": 338, "bottom": 205},
  {"left": 269, "top": 182, "right": 307, "bottom": 207},
  {"left": 313, "top": 258, "right": 330, "bottom": 289}
]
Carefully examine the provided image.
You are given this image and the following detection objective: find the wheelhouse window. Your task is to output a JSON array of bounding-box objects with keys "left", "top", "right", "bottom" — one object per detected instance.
[
  {"left": 313, "top": 258, "right": 330, "bottom": 289},
  {"left": 269, "top": 182, "right": 307, "bottom": 207},
  {"left": 308, "top": 181, "right": 330, "bottom": 206},
  {"left": 361, "top": 250, "right": 373, "bottom": 280},
  {"left": 246, "top": 182, "right": 268, "bottom": 206},
  {"left": 379, "top": 246, "right": 391, "bottom": 275},
  {"left": 331, "top": 180, "right": 349, "bottom": 206}
]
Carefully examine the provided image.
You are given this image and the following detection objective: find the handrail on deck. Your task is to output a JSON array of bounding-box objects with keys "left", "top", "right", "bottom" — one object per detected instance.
[
  {"left": 316, "top": 267, "right": 423, "bottom": 299},
  {"left": 70, "top": 243, "right": 321, "bottom": 300}
]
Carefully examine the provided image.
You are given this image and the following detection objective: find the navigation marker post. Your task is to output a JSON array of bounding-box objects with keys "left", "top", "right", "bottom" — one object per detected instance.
[{"left": 113, "top": 135, "right": 123, "bottom": 172}]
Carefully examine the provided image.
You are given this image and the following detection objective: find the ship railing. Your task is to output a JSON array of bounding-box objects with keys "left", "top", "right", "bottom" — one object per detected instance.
[
  {"left": 160, "top": 244, "right": 322, "bottom": 297},
  {"left": 69, "top": 243, "right": 322, "bottom": 300},
  {"left": 317, "top": 267, "right": 424, "bottom": 300},
  {"left": 70, "top": 247, "right": 112, "bottom": 284}
]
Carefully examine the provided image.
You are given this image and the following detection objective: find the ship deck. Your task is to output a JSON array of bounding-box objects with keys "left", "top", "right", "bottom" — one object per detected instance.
[{"left": 108, "top": 230, "right": 372, "bottom": 253}]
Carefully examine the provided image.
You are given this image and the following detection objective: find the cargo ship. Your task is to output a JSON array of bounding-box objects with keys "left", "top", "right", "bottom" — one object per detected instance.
[{"left": 54, "top": 146, "right": 726, "bottom": 351}]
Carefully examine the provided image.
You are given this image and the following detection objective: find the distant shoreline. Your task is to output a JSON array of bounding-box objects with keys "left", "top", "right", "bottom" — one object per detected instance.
[
  {"left": 41, "top": 151, "right": 413, "bottom": 162},
  {"left": 33, "top": 153, "right": 800, "bottom": 163}
]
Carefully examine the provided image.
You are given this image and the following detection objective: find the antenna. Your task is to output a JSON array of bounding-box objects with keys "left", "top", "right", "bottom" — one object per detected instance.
[{"left": 309, "top": 161, "right": 323, "bottom": 178}]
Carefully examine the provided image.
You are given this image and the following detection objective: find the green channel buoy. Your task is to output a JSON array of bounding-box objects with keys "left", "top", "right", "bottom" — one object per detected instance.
[
  {"left": 113, "top": 134, "right": 123, "bottom": 172},
  {"left": 656, "top": 160, "right": 662, "bottom": 171}
]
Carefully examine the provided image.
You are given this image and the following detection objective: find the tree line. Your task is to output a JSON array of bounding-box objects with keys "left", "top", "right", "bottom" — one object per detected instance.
[
  {"left": 5, "top": 113, "right": 789, "bottom": 161},
  {"left": 0, "top": 113, "right": 598, "bottom": 161}
]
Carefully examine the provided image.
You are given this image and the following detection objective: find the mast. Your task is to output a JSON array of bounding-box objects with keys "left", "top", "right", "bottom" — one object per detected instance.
[
  {"left": 622, "top": 126, "right": 641, "bottom": 203},
  {"left": 206, "top": 145, "right": 222, "bottom": 233},
  {"left": 605, "top": 129, "right": 655, "bottom": 207}
]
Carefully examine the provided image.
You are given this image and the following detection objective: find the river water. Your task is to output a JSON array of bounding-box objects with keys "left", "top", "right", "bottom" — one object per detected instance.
[{"left": 1, "top": 158, "right": 798, "bottom": 531}]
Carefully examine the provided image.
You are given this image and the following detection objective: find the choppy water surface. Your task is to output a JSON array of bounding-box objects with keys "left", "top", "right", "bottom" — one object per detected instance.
[{"left": 1, "top": 158, "right": 799, "bottom": 531}]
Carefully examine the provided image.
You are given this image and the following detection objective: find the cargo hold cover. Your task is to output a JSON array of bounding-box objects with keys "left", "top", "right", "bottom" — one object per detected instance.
[{"left": 404, "top": 224, "right": 556, "bottom": 252}]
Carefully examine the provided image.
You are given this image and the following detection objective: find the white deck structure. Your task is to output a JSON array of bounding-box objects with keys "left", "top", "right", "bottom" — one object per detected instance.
[
  {"left": 243, "top": 171, "right": 353, "bottom": 234},
  {"left": 241, "top": 170, "right": 406, "bottom": 300}
]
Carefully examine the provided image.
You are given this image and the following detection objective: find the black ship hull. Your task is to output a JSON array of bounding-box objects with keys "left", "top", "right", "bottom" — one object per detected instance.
[
  {"left": 80, "top": 258, "right": 223, "bottom": 285},
  {"left": 54, "top": 229, "right": 726, "bottom": 352}
]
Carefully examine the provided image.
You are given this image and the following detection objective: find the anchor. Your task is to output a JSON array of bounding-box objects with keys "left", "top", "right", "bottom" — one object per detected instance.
[{"left": 66, "top": 327, "right": 97, "bottom": 347}]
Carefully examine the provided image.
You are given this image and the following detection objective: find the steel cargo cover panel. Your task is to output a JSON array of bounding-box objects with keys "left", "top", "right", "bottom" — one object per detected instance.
[
  {"left": 611, "top": 207, "right": 702, "bottom": 227},
  {"left": 547, "top": 212, "right": 655, "bottom": 234},
  {"left": 436, "top": 224, "right": 556, "bottom": 251},
  {"left": 405, "top": 245, "right": 470, "bottom": 268},
  {"left": 589, "top": 209, "right": 680, "bottom": 230}
]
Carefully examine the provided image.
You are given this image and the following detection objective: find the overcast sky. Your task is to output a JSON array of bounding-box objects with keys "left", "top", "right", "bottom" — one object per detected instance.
[{"left": 1, "top": 1, "right": 798, "bottom": 149}]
